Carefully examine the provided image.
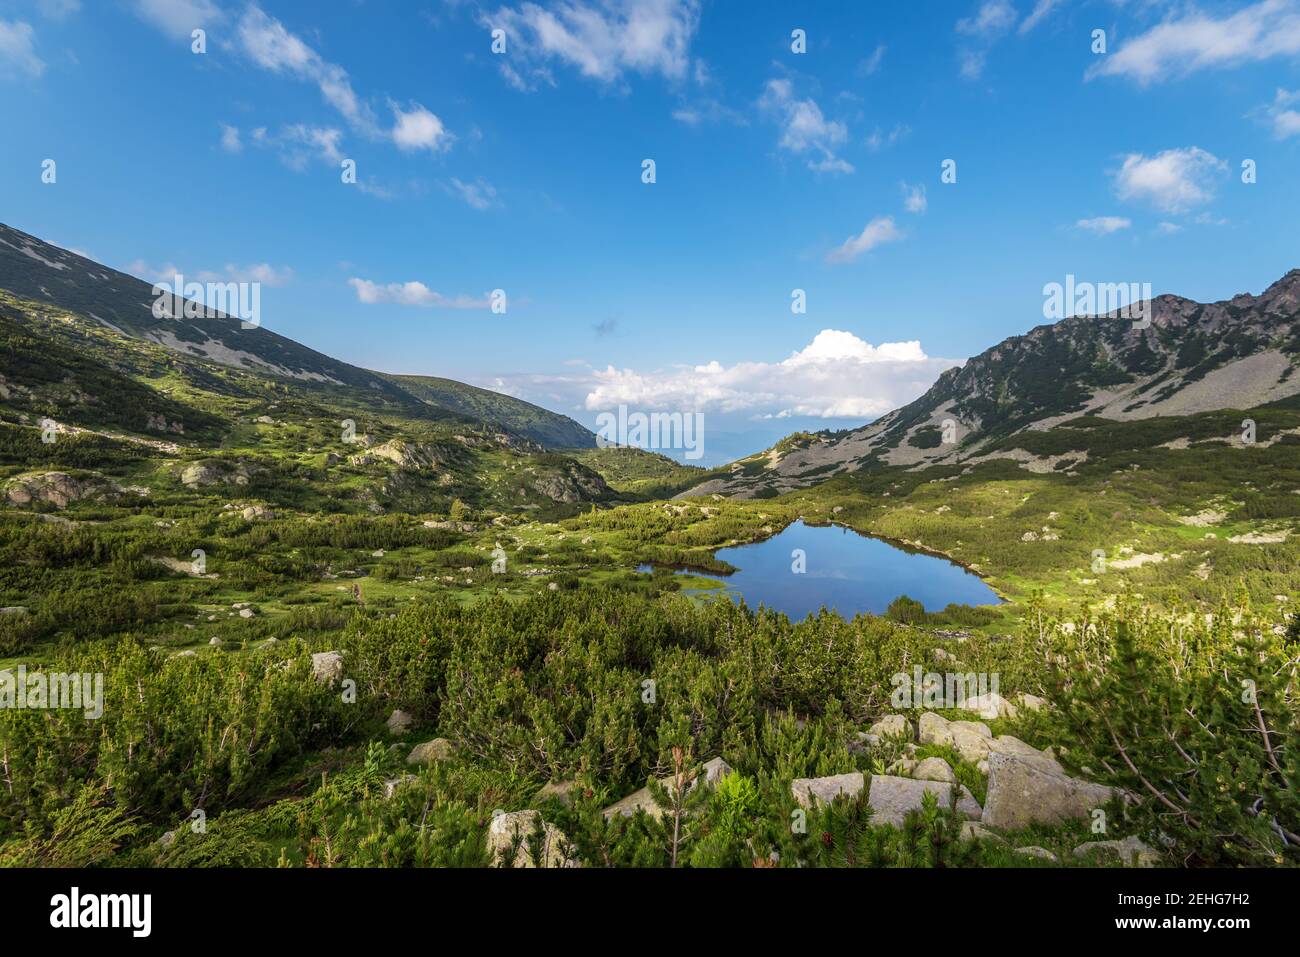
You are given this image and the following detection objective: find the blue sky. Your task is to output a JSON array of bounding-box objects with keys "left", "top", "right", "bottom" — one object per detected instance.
[{"left": 3, "top": 0, "right": 1299, "bottom": 462}]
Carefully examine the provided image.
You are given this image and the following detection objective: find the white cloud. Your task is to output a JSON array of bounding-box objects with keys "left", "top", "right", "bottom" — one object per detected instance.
[
  {"left": 133, "top": 0, "right": 221, "bottom": 39},
  {"left": 857, "top": 44, "right": 886, "bottom": 75},
  {"left": 347, "top": 278, "right": 490, "bottom": 310},
  {"left": 759, "top": 78, "right": 852, "bottom": 174},
  {"left": 128, "top": 260, "right": 293, "bottom": 286},
  {"left": 390, "top": 101, "right": 452, "bottom": 152},
  {"left": 1112, "top": 147, "right": 1227, "bottom": 214},
  {"left": 38, "top": 0, "right": 81, "bottom": 20},
  {"left": 444, "top": 177, "right": 500, "bottom": 210},
  {"left": 264, "top": 124, "right": 345, "bottom": 169},
  {"left": 1087, "top": 0, "right": 1300, "bottom": 85},
  {"left": 1075, "top": 215, "right": 1131, "bottom": 234},
  {"left": 866, "top": 123, "right": 910, "bottom": 152},
  {"left": 236, "top": 6, "right": 376, "bottom": 132},
  {"left": 219, "top": 123, "right": 242, "bottom": 153},
  {"left": 1019, "top": 0, "right": 1064, "bottom": 34},
  {"left": 0, "top": 20, "right": 45, "bottom": 78},
  {"left": 579, "top": 329, "right": 959, "bottom": 420},
  {"left": 901, "top": 182, "right": 927, "bottom": 214},
  {"left": 826, "top": 216, "right": 903, "bottom": 264},
  {"left": 957, "top": 0, "right": 1018, "bottom": 36},
  {"left": 1255, "top": 87, "right": 1300, "bottom": 138},
  {"left": 486, "top": 0, "right": 700, "bottom": 88}
]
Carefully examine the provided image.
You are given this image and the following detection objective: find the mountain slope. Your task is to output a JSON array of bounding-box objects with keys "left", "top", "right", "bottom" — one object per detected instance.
[
  {"left": 0, "top": 223, "right": 593, "bottom": 449},
  {"left": 383, "top": 374, "right": 594, "bottom": 449},
  {"left": 686, "top": 270, "right": 1300, "bottom": 498}
]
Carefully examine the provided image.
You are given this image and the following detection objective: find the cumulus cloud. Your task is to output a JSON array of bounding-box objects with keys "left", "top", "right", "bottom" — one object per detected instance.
[
  {"left": 579, "top": 329, "right": 959, "bottom": 420},
  {"left": 1112, "top": 147, "right": 1227, "bottom": 214},
  {"left": 826, "top": 216, "right": 903, "bottom": 264},
  {"left": 1087, "top": 0, "right": 1300, "bottom": 85},
  {"left": 485, "top": 0, "right": 700, "bottom": 89},
  {"left": 390, "top": 101, "right": 452, "bottom": 152},
  {"left": 347, "top": 278, "right": 490, "bottom": 310},
  {"left": 0, "top": 20, "right": 45, "bottom": 78},
  {"left": 759, "top": 77, "right": 852, "bottom": 174},
  {"left": 1075, "top": 215, "right": 1131, "bottom": 235}
]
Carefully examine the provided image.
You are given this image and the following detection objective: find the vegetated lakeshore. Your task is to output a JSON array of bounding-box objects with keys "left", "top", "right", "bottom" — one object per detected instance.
[
  {"left": 0, "top": 227, "right": 1296, "bottom": 868},
  {"left": 640, "top": 519, "right": 1002, "bottom": 621}
]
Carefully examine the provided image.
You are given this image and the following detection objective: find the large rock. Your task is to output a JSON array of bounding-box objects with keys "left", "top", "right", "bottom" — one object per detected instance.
[
  {"left": 602, "top": 786, "right": 663, "bottom": 821},
  {"left": 960, "top": 821, "right": 1006, "bottom": 843},
  {"left": 180, "top": 460, "right": 256, "bottom": 488},
  {"left": 949, "top": 722, "right": 994, "bottom": 763},
  {"left": 918, "top": 711, "right": 951, "bottom": 746},
  {"left": 383, "top": 775, "right": 417, "bottom": 799},
  {"left": 791, "top": 772, "right": 866, "bottom": 809},
  {"left": 603, "top": 756, "right": 734, "bottom": 819},
  {"left": 5, "top": 471, "right": 121, "bottom": 508},
  {"left": 1015, "top": 845, "right": 1058, "bottom": 862},
  {"left": 385, "top": 709, "right": 413, "bottom": 735},
  {"left": 700, "top": 756, "right": 733, "bottom": 786},
  {"left": 1073, "top": 836, "right": 1161, "bottom": 868},
  {"left": 913, "top": 757, "right": 956, "bottom": 783},
  {"left": 406, "top": 738, "right": 455, "bottom": 765},
  {"left": 868, "top": 714, "right": 911, "bottom": 739},
  {"left": 310, "top": 651, "right": 344, "bottom": 685},
  {"left": 867, "top": 775, "right": 982, "bottom": 827},
  {"left": 487, "top": 810, "right": 578, "bottom": 868},
  {"left": 368, "top": 439, "right": 446, "bottom": 470},
  {"left": 921, "top": 712, "right": 993, "bottom": 762},
  {"left": 982, "top": 752, "right": 1115, "bottom": 829},
  {"left": 963, "top": 691, "right": 1018, "bottom": 720},
  {"left": 533, "top": 780, "right": 578, "bottom": 806}
]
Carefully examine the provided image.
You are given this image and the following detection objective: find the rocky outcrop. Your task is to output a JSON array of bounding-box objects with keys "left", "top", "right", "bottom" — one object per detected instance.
[
  {"left": 602, "top": 756, "right": 734, "bottom": 820},
  {"left": 791, "top": 772, "right": 867, "bottom": 808},
  {"left": 1015, "top": 845, "right": 1058, "bottom": 862},
  {"left": 180, "top": 459, "right": 259, "bottom": 488},
  {"left": 366, "top": 439, "right": 447, "bottom": 470},
  {"left": 529, "top": 464, "right": 610, "bottom": 504},
  {"left": 1073, "top": 835, "right": 1161, "bottom": 868},
  {"left": 982, "top": 751, "right": 1115, "bottom": 829},
  {"left": 310, "top": 651, "right": 344, "bottom": 685},
  {"left": 919, "top": 712, "right": 995, "bottom": 763},
  {"left": 383, "top": 775, "right": 417, "bottom": 799},
  {"left": 385, "top": 709, "right": 413, "bottom": 735},
  {"left": 868, "top": 714, "right": 911, "bottom": 739},
  {"left": 487, "top": 811, "right": 578, "bottom": 868},
  {"left": 406, "top": 738, "right": 455, "bottom": 765},
  {"left": 5, "top": 471, "right": 122, "bottom": 508},
  {"left": 867, "top": 775, "right": 982, "bottom": 827},
  {"left": 913, "top": 756, "right": 956, "bottom": 783}
]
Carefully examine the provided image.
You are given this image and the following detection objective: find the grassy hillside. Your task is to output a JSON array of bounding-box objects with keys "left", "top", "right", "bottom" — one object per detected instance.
[{"left": 384, "top": 373, "right": 594, "bottom": 449}]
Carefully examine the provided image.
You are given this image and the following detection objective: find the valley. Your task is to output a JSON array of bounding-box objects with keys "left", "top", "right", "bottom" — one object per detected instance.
[{"left": 0, "top": 225, "right": 1296, "bottom": 872}]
